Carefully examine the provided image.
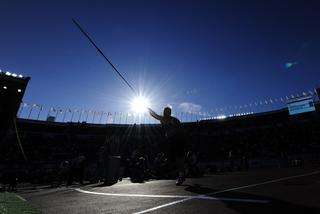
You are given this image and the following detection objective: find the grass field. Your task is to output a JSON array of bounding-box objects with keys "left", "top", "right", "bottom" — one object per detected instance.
[{"left": 0, "top": 192, "right": 42, "bottom": 214}]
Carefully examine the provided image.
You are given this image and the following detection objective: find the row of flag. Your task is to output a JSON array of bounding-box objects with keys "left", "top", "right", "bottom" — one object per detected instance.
[
  {"left": 208, "top": 89, "right": 317, "bottom": 113},
  {"left": 18, "top": 89, "right": 318, "bottom": 123}
]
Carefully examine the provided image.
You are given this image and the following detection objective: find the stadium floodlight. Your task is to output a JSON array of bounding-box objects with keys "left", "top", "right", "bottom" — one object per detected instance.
[
  {"left": 12, "top": 73, "right": 17, "bottom": 77},
  {"left": 5, "top": 71, "right": 11, "bottom": 76},
  {"left": 17, "top": 89, "right": 22, "bottom": 93},
  {"left": 3, "top": 86, "right": 7, "bottom": 89},
  {"left": 18, "top": 74, "right": 23, "bottom": 78},
  {"left": 217, "top": 115, "right": 226, "bottom": 120}
]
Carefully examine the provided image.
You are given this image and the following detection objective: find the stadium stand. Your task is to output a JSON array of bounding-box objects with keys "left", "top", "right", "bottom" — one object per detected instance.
[{"left": 1, "top": 103, "right": 320, "bottom": 185}]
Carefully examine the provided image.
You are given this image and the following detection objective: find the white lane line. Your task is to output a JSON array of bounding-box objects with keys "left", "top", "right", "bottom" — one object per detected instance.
[
  {"left": 133, "top": 170, "right": 320, "bottom": 214},
  {"left": 134, "top": 198, "right": 191, "bottom": 214},
  {"left": 75, "top": 188, "right": 269, "bottom": 203},
  {"left": 205, "top": 170, "right": 320, "bottom": 196},
  {"left": 198, "top": 196, "right": 269, "bottom": 204},
  {"left": 75, "top": 188, "right": 188, "bottom": 198},
  {"left": 16, "top": 195, "right": 26, "bottom": 201}
]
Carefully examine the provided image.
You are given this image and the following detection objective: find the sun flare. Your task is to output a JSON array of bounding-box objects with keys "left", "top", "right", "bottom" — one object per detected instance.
[{"left": 130, "top": 96, "right": 150, "bottom": 113}]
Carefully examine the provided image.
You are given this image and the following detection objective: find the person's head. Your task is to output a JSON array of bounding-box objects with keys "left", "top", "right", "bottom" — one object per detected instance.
[{"left": 163, "top": 107, "right": 171, "bottom": 118}]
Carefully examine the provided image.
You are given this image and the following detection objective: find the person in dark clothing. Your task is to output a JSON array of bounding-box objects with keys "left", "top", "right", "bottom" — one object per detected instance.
[
  {"left": 153, "top": 153, "right": 168, "bottom": 178},
  {"left": 57, "top": 160, "right": 70, "bottom": 186},
  {"left": 97, "top": 145, "right": 108, "bottom": 183},
  {"left": 185, "top": 151, "right": 201, "bottom": 177},
  {"left": 8, "top": 173, "right": 18, "bottom": 192},
  {"left": 228, "top": 149, "right": 234, "bottom": 171},
  {"left": 67, "top": 155, "right": 86, "bottom": 185},
  {"left": 148, "top": 107, "right": 187, "bottom": 185}
]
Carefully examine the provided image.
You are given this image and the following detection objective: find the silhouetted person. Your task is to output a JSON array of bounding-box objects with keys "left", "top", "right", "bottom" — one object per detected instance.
[
  {"left": 148, "top": 107, "right": 187, "bottom": 185},
  {"left": 98, "top": 145, "right": 108, "bottom": 183},
  {"left": 153, "top": 153, "right": 168, "bottom": 178},
  {"left": 3, "top": 164, "right": 18, "bottom": 192},
  {"left": 186, "top": 151, "right": 200, "bottom": 177},
  {"left": 228, "top": 149, "right": 234, "bottom": 171},
  {"left": 68, "top": 155, "right": 86, "bottom": 185},
  {"left": 57, "top": 160, "right": 70, "bottom": 186},
  {"left": 131, "top": 156, "right": 147, "bottom": 182}
]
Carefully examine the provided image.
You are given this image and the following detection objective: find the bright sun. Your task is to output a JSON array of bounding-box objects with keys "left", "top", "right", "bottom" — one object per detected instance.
[{"left": 130, "top": 96, "right": 150, "bottom": 113}]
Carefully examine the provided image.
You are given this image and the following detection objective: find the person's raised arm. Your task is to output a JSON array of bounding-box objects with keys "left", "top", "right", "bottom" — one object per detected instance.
[{"left": 147, "top": 107, "right": 162, "bottom": 121}]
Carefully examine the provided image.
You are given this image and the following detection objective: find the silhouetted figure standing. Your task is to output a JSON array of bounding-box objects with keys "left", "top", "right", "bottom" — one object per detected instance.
[
  {"left": 228, "top": 149, "right": 234, "bottom": 171},
  {"left": 98, "top": 145, "right": 108, "bottom": 183},
  {"left": 148, "top": 107, "right": 187, "bottom": 185},
  {"left": 68, "top": 155, "right": 86, "bottom": 185},
  {"left": 153, "top": 153, "right": 168, "bottom": 178},
  {"left": 8, "top": 171, "right": 18, "bottom": 192},
  {"left": 58, "top": 160, "right": 70, "bottom": 186}
]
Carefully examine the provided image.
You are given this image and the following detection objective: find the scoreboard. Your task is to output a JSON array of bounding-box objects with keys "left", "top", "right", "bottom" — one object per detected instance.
[{"left": 287, "top": 96, "right": 316, "bottom": 115}]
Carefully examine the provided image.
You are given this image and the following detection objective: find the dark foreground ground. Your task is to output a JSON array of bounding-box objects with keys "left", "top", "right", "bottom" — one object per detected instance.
[{"left": 18, "top": 167, "right": 320, "bottom": 214}]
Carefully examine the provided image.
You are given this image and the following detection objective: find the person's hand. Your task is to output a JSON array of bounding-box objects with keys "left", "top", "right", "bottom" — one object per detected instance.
[
  {"left": 147, "top": 107, "right": 153, "bottom": 113},
  {"left": 147, "top": 107, "right": 161, "bottom": 120}
]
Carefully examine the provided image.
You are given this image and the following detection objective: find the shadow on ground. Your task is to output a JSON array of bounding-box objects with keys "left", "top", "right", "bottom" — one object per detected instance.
[{"left": 184, "top": 184, "right": 319, "bottom": 214}]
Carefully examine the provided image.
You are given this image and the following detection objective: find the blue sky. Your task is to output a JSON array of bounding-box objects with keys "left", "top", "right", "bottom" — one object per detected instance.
[{"left": 1, "top": 0, "right": 320, "bottom": 119}]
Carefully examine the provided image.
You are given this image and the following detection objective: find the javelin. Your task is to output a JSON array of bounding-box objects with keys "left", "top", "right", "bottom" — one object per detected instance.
[{"left": 72, "top": 18, "right": 137, "bottom": 95}]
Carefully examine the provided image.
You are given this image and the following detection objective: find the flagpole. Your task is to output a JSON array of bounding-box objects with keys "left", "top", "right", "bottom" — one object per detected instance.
[
  {"left": 37, "top": 105, "right": 43, "bottom": 120},
  {"left": 85, "top": 110, "right": 90, "bottom": 122},
  {"left": 125, "top": 113, "right": 128, "bottom": 124},
  {"left": 106, "top": 112, "right": 110, "bottom": 124},
  {"left": 55, "top": 108, "right": 59, "bottom": 118},
  {"left": 99, "top": 112, "right": 103, "bottom": 124},
  {"left": 71, "top": 109, "right": 75, "bottom": 122},
  {"left": 47, "top": 108, "right": 52, "bottom": 119},
  {"left": 58, "top": 109, "right": 64, "bottom": 122},
  {"left": 92, "top": 110, "right": 96, "bottom": 123},
  {"left": 78, "top": 110, "right": 83, "bottom": 122},
  {"left": 119, "top": 112, "right": 122, "bottom": 124},
  {"left": 18, "top": 102, "right": 24, "bottom": 118},
  {"left": 62, "top": 109, "right": 67, "bottom": 122},
  {"left": 28, "top": 105, "right": 34, "bottom": 119}
]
